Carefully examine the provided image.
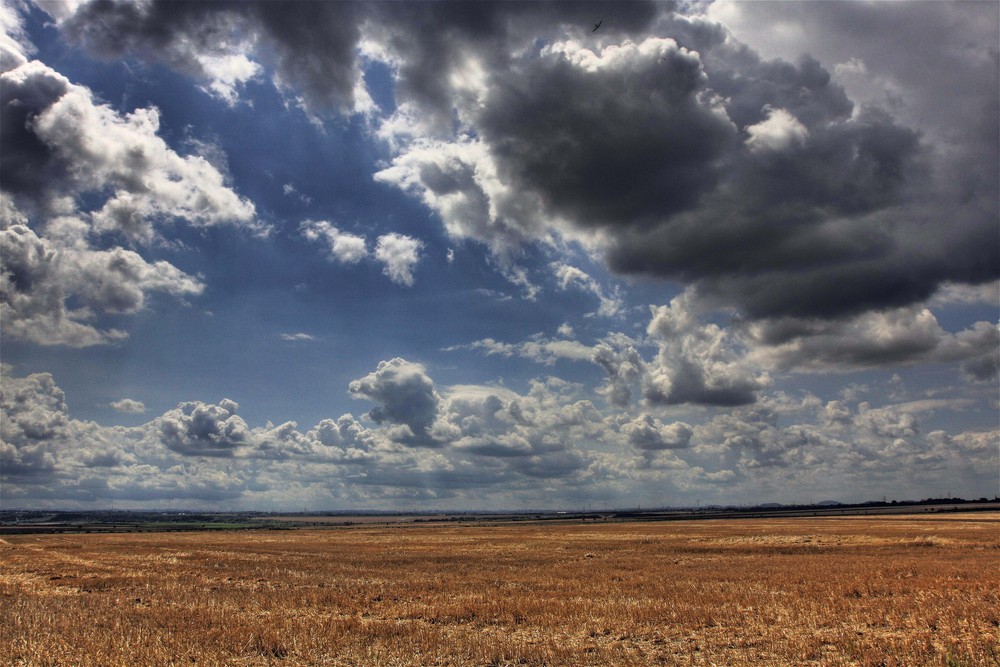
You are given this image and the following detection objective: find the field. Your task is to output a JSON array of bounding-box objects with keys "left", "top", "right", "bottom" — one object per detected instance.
[{"left": 2, "top": 514, "right": 998, "bottom": 666}]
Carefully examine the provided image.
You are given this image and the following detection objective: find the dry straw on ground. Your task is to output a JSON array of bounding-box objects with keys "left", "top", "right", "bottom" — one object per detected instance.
[{"left": 2, "top": 513, "right": 998, "bottom": 666}]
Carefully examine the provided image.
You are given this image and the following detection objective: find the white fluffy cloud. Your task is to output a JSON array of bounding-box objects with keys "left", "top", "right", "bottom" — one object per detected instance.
[
  {"left": 348, "top": 358, "right": 442, "bottom": 445},
  {"left": 158, "top": 399, "right": 253, "bottom": 457},
  {"left": 110, "top": 399, "right": 146, "bottom": 414},
  {"left": 0, "top": 368, "right": 67, "bottom": 474},
  {"left": 0, "top": 0, "right": 31, "bottom": 70},
  {"left": 644, "top": 292, "right": 769, "bottom": 407},
  {"left": 300, "top": 220, "right": 368, "bottom": 264},
  {"left": 374, "top": 233, "right": 423, "bottom": 287},
  {"left": 592, "top": 334, "right": 646, "bottom": 407},
  {"left": 2, "top": 58, "right": 257, "bottom": 235},
  {"left": 745, "top": 106, "right": 809, "bottom": 153},
  {"left": 372, "top": 136, "right": 557, "bottom": 266},
  {"left": 621, "top": 415, "right": 693, "bottom": 452},
  {"left": 300, "top": 222, "right": 426, "bottom": 287},
  {"left": 2, "top": 363, "right": 996, "bottom": 509},
  {"left": 0, "top": 220, "right": 203, "bottom": 346},
  {"left": 196, "top": 52, "right": 261, "bottom": 105},
  {"left": 1, "top": 37, "right": 258, "bottom": 346}
]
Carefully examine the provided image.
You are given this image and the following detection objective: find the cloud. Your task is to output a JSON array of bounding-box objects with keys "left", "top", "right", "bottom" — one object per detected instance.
[
  {"left": 621, "top": 415, "right": 693, "bottom": 452},
  {"left": 300, "top": 220, "right": 368, "bottom": 264},
  {"left": 196, "top": 52, "right": 260, "bottom": 105},
  {"left": 745, "top": 106, "right": 809, "bottom": 153},
  {"left": 451, "top": 335, "right": 594, "bottom": 367},
  {"left": 550, "top": 262, "right": 622, "bottom": 317},
  {"left": 279, "top": 332, "right": 317, "bottom": 342},
  {"left": 0, "top": 219, "right": 202, "bottom": 346},
  {"left": 374, "top": 233, "right": 422, "bottom": 287},
  {"left": 0, "top": 0, "right": 31, "bottom": 70},
  {"left": 644, "top": 292, "right": 768, "bottom": 406},
  {"left": 45, "top": 0, "right": 363, "bottom": 113},
  {"left": 110, "top": 399, "right": 146, "bottom": 414},
  {"left": 592, "top": 334, "right": 645, "bottom": 407},
  {"left": 0, "top": 368, "right": 67, "bottom": 474},
  {"left": 157, "top": 399, "right": 253, "bottom": 457},
  {"left": 0, "top": 17, "right": 258, "bottom": 347},
  {"left": 372, "top": 137, "right": 553, "bottom": 263},
  {"left": 300, "top": 222, "right": 426, "bottom": 287},
  {"left": 481, "top": 38, "right": 736, "bottom": 229},
  {"left": 2, "top": 58, "right": 257, "bottom": 235},
  {"left": 41, "top": 1, "right": 997, "bottom": 328},
  {"left": 748, "top": 307, "right": 999, "bottom": 380},
  {"left": 2, "top": 362, "right": 996, "bottom": 508},
  {"left": 348, "top": 358, "right": 442, "bottom": 446},
  {"left": 439, "top": 378, "right": 601, "bottom": 480}
]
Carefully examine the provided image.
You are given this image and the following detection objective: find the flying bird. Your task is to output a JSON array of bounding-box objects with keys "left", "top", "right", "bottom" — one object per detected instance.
[{"left": 593, "top": 19, "right": 602, "bottom": 32}]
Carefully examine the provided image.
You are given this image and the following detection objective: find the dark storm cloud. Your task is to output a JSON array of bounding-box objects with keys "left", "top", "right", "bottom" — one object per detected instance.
[
  {"left": 599, "top": 87, "right": 953, "bottom": 319},
  {"left": 42, "top": 0, "right": 998, "bottom": 323},
  {"left": 51, "top": 0, "right": 660, "bottom": 118},
  {"left": 364, "top": 0, "right": 662, "bottom": 130},
  {"left": 52, "top": 0, "right": 362, "bottom": 111},
  {"left": 749, "top": 309, "right": 999, "bottom": 380},
  {"left": 0, "top": 60, "right": 71, "bottom": 210},
  {"left": 477, "top": 39, "right": 737, "bottom": 229}
]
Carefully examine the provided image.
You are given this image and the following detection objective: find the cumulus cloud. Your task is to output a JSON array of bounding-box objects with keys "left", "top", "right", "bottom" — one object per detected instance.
[
  {"left": 300, "top": 220, "right": 368, "bottom": 264},
  {"left": 0, "top": 220, "right": 202, "bottom": 346},
  {"left": 744, "top": 106, "right": 809, "bottom": 153},
  {"left": 0, "top": 14, "right": 259, "bottom": 347},
  {"left": 157, "top": 399, "right": 253, "bottom": 457},
  {"left": 299, "top": 222, "right": 426, "bottom": 287},
  {"left": 372, "top": 135, "right": 557, "bottom": 265},
  {"left": 2, "top": 57, "right": 257, "bottom": 233},
  {"left": 39, "top": 0, "right": 997, "bottom": 329},
  {"left": 2, "top": 360, "right": 997, "bottom": 508},
  {"left": 196, "top": 52, "right": 260, "bottom": 105},
  {"left": 748, "top": 307, "right": 999, "bottom": 380},
  {"left": 644, "top": 292, "right": 768, "bottom": 406},
  {"left": 621, "top": 415, "right": 693, "bottom": 452},
  {"left": 0, "top": 368, "right": 68, "bottom": 474},
  {"left": 110, "top": 399, "right": 146, "bottom": 414},
  {"left": 592, "top": 334, "right": 645, "bottom": 407},
  {"left": 348, "top": 358, "right": 442, "bottom": 446},
  {"left": 374, "top": 233, "right": 422, "bottom": 287}
]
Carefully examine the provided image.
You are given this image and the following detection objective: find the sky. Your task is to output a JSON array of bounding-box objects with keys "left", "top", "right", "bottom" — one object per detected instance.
[{"left": 1, "top": 0, "right": 997, "bottom": 511}]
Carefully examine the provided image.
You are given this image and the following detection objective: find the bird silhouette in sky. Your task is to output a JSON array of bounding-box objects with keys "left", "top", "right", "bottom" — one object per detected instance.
[{"left": 593, "top": 19, "right": 602, "bottom": 32}]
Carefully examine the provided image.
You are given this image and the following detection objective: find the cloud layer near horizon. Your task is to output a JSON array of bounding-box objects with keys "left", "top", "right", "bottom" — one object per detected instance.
[{"left": 3, "top": 361, "right": 995, "bottom": 509}]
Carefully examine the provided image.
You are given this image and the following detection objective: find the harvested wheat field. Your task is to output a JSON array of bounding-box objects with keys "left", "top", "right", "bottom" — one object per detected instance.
[{"left": 2, "top": 513, "right": 998, "bottom": 666}]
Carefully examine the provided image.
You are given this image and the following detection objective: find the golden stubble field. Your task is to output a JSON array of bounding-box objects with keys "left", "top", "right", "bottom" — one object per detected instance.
[{"left": 2, "top": 513, "right": 998, "bottom": 666}]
